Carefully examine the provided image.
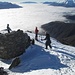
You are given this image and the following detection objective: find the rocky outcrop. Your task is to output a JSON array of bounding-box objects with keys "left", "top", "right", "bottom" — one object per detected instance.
[
  {"left": 60, "top": 35, "right": 75, "bottom": 46},
  {"left": 41, "top": 21, "right": 75, "bottom": 46},
  {"left": 0, "top": 67, "right": 8, "bottom": 75},
  {"left": 9, "top": 57, "right": 21, "bottom": 70},
  {"left": 0, "top": 29, "right": 30, "bottom": 59},
  {"left": 64, "top": 15, "right": 75, "bottom": 21}
]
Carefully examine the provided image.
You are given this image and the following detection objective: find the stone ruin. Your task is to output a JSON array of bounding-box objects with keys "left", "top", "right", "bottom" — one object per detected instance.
[{"left": 0, "top": 29, "right": 30, "bottom": 59}]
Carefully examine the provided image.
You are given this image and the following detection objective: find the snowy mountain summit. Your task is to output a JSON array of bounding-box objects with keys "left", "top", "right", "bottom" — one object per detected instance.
[
  {"left": 0, "top": 32, "right": 75, "bottom": 75},
  {"left": 43, "top": 0, "right": 75, "bottom": 7}
]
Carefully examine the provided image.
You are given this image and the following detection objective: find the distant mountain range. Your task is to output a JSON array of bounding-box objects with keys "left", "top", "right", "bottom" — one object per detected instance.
[
  {"left": 0, "top": 2, "right": 22, "bottom": 9},
  {"left": 21, "top": 1, "right": 37, "bottom": 4},
  {"left": 43, "top": 1, "right": 75, "bottom": 7}
]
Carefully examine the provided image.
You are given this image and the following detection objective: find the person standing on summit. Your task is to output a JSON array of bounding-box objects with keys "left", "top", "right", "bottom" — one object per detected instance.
[
  {"left": 35, "top": 27, "right": 39, "bottom": 40},
  {"left": 7, "top": 24, "right": 12, "bottom": 33},
  {"left": 42, "top": 32, "right": 52, "bottom": 49}
]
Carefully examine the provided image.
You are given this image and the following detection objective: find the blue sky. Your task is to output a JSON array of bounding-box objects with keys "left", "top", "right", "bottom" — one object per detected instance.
[{"left": 0, "top": 0, "right": 65, "bottom": 2}]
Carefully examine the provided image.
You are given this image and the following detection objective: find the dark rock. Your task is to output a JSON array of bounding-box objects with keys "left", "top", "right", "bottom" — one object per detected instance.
[
  {"left": 9, "top": 57, "right": 21, "bottom": 70},
  {"left": 0, "top": 30, "right": 30, "bottom": 59},
  {"left": 0, "top": 67, "right": 8, "bottom": 75},
  {"left": 31, "top": 39, "right": 35, "bottom": 45},
  {"left": 59, "top": 35, "right": 75, "bottom": 46},
  {"left": 64, "top": 15, "right": 75, "bottom": 21}
]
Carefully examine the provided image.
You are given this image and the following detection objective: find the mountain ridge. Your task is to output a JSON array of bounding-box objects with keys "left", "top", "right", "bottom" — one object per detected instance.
[
  {"left": 41, "top": 21, "right": 75, "bottom": 46},
  {"left": 0, "top": 2, "right": 22, "bottom": 9},
  {"left": 43, "top": 1, "right": 75, "bottom": 7},
  {"left": 20, "top": 1, "right": 37, "bottom": 4}
]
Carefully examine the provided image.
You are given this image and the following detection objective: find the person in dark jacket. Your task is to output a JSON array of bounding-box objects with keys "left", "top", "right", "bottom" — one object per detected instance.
[
  {"left": 35, "top": 27, "right": 39, "bottom": 40},
  {"left": 7, "top": 24, "right": 11, "bottom": 33},
  {"left": 43, "top": 33, "right": 52, "bottom": 49}
]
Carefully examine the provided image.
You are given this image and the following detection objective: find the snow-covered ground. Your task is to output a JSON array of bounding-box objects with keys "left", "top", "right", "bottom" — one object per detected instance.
[{"left": 0, "top": 32, "right": 75, "bottom": 75}]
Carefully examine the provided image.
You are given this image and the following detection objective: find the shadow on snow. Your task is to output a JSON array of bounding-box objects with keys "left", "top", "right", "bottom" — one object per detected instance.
[
  {"left": 10, "top": 44, "right": 68, "bottom": 73},
  {"left": 52, "top": 46, "right": 75, "bottom": 59}
]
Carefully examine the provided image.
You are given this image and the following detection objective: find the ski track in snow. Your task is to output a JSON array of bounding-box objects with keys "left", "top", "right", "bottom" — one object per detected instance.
[{"left": 0, "top": 32, "right": 75, "bottom": 75}]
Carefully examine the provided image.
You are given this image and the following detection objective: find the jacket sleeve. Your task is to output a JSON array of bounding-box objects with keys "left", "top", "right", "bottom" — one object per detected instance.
[{"left": 43, "top": 37, "right": 46, "bottom": 40}]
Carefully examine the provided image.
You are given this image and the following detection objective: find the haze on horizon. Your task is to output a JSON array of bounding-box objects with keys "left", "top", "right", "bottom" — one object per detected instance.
[{"left": 0, "top": 0, "right": 64, "bottom": 2}]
